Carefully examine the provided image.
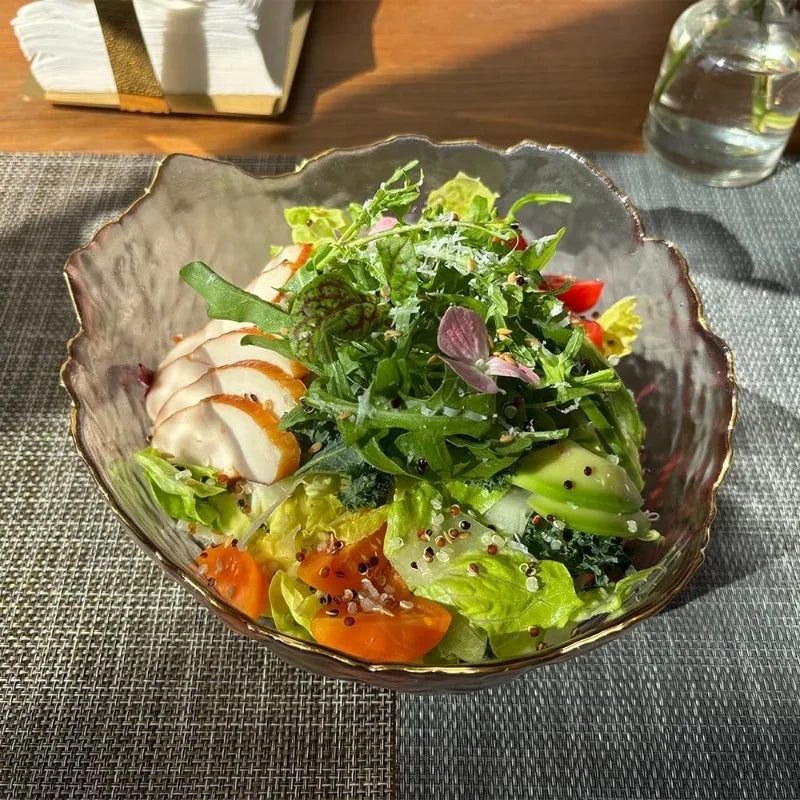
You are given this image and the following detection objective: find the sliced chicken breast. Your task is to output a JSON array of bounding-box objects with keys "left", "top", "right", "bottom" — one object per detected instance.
[
  {"left": 146, "top": 327, "right": 308, "bottom": 420},
  {"left": 158, "top": 243, "right": 311, "bottom": 369},
  {"left": 151, "top": 394, "right": 301, "bottom": 485},
  {"left": 154, "top": 360, "right": 307, "bottom": 428}
]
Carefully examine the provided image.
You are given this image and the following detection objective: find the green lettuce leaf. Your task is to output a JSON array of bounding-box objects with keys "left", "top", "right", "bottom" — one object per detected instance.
[
  {"left": 426, "top": 171, "right": 498, "bottom": 218},
  {"left": 133, "top": 447, "right": 250, "bottom": 532},
  {"left": 268, "top": 571, "right": 319, "bottom": 640},
  {"left": 415, "top": 551, "right": 582, "bottom": 659},
  {"left": 284, "top": 206, "right": 350, "bottom": 245},
  {"left": 446, "top": 480, "right": 510, "bottom": 515},
  {"left": 424, "top": 609, "right": 488, "bottom": 664}
]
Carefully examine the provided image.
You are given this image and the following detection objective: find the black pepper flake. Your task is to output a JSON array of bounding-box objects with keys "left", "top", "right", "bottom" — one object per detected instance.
[
  {"left": 522, "top": 421, "right": 534, "bottom": 432},
  {"left": 369, "top": 555, "right": 380, "bottom": 567},
  {"left": 546, "top": 514, "right": 555, "bottom": 522},
  {"left": 584, "top": 466, "right": 593, "bottom": 476},
  {"left": 487, "top": 544, "right": 498, "bottom": 555},
  {"left": 532, "top": 515, "right": 542, "bottom": 525},
  {"left": 334, "top": 570, "right": 346, "bottom": 578},
  {"left": 230, "top": 539, "right": 238, "bottom": 548},
  {"left": 199, "top": 552, "right": 208, "bottom": 559},
  {"left": 528, "top": 626, "right": 540, "bottom": 637},
  {"left": 390, "top": 397, "right": 402, "bottom": 409},
  {"left": 344, "top": 616, "right": 355, "bottom": 627},
  {"left": 410, "top": 561, "right": 419, "bottom": 570},
  {"left": 319, "top": 566, "right": 331, "bottom": 578},
  {"left": 357, "top": 562, "right": 368, "bottom": 574},
  {"left": 295, "top": 552, "right": 305, "bottom": 563},
  {"left": 416, "top": 457, "right": 429, "bottom": 475},
  {"left": 563, "top": 480, "right": 573, "bottom": 490},
  {"left": 515, "top": 275, "right": 526, "bottom": 286},
  {"left": 459, "top": 520, "right": 471, "bottom": 530}
]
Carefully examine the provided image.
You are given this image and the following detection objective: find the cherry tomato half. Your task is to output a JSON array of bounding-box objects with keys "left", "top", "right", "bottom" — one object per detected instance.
[{"left": 542, "top": 275, "right": 604, "bottom": 313}]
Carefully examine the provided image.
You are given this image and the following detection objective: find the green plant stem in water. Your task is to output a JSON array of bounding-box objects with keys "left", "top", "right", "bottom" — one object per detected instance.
[{"left": 651, "top": 0, "right": 783, "bottom": 134}]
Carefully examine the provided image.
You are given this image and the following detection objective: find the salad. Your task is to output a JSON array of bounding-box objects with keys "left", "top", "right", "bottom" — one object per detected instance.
[{"left": 135, "top": 162, "right": 661, "bottom": 665}]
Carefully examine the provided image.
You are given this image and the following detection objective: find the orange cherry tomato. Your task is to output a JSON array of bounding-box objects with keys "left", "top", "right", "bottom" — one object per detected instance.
[
  {"left": 310, "top": 595, "right": 452, "bottom": 664},
  {"left": 299, "top": 524, "right": 451, "bottom": 663},
  {"left": 574, "top": 319, "right": 605, "bottom": 349},
  {"left": 542, "top": 275, "right": 604, "bottom": 313},
  {"left": 298, "top": 524, "right": 391, "bottom": 597},
  {"left": 196, "top": 543, "right": 269, "bottom": 620}
]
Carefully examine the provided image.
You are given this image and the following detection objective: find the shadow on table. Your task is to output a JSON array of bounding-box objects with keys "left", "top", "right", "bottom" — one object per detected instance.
[
  {"left": 664, "top": 386, "right": 798, "bottom": 613},
  {"left": 644, "top": 206, "right": 797, "bottom": 295}
]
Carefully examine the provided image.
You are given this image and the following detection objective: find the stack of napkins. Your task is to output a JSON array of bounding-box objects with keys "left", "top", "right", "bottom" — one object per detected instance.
[{"left": 12, "top": 0, "right": 311, "bottom": 114}]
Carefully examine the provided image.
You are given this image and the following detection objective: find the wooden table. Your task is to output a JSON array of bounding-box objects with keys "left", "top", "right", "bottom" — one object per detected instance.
[{"left": 3, "top": 0, "right": 798, "bottom": 156}]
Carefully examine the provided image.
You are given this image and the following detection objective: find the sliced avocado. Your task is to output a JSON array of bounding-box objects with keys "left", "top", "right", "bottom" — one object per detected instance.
[
  {"left": 522, "top": 493, "right": 650, "bottom": 538},
  {"left": 510, "top": 441, "right": 643, "bottom": 514}
]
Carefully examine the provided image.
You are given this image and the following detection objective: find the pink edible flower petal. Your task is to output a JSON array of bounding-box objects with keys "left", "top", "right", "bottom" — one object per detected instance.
[
  {"left": 487, "top": 357, "right": 540, "bottom": 386},
  {"left": 368, "top": 216, "right": 398, "bottom": 234},
  {"left": 437, "top": 306, "right": 491, "bottom": 362},
  {"left": 441, "top": 357, "right": 500, "bottom": 394}
]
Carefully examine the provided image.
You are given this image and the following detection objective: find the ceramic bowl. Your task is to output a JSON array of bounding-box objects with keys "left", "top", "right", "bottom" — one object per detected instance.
[{"left": 62, "top": 136, "right": 736, "bottom": 691}]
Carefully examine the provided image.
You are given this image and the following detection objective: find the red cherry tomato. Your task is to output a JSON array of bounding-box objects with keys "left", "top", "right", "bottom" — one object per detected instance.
[
  {"left": 574, "top": 319, "right": 604, "bottom": 349},
  {"left": 542, "top": 275, "right": 604, "bottom": 313}
]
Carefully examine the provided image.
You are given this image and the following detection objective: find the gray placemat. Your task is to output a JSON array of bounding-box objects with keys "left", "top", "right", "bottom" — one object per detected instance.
[
  {"left": 2, "top": 151, "right": 799, "bottom": 800},
  {"left": 0, "top": 153, "right": 393, "bottom": 800},
  {"left": 399, "top": 154, "right": 800, "bottom": 800}
]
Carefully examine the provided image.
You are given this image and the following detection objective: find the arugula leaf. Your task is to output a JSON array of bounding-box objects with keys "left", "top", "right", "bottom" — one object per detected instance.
[
  {"left": 521, "top": 227, "right": 567, "bottom": 273},
  {"left": 506, "top": 193, "right": 572, "bottom": 222},
  {"left": 239, "top": 333, "right": 295, "bottom": 361},
  {"left": 180, "top": 261, "right": 289, "bottom": 333}
]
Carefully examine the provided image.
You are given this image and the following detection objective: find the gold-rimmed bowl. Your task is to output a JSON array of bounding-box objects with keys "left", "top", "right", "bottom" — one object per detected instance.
[{"left": 61, "top": 136, "right": 736, "bottom": 691}]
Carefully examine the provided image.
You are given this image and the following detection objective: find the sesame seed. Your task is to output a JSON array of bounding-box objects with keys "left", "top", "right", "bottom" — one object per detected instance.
[
  {"left": 399, "top": 600, "right": 414, "bottom": 610},
  {"left": 369, "top": 556, "right": 380, "bottom": 567},
  {"left": 546, "top": 514, "right": 555, "bottom": 522},
  {"left": 435, "top": 536, "right": 447, "bottom": 548},
  {"left": 342, "top": 589, "right": 354, "bottom": 601},
  {"left": 347, "top": 602, "right": 358, "bottom": 614},
  {"left": 319, "top": 566, "right": 330, "bottom": 578},
  {"left": 325, "top": 608, "right": 339, "bottom": 617},
  {"left": 529, "top": 626, "right": 540, "bottom": 637},
  {"left": 295, "top": 552, "right": 305, "bottom": 562},
  {"left": 357, "top": 562, "right": 368, "bottom": 574},
  {"left": 532, "top": 515, "right": 542, "bottom": 525},
  {"left": 334, "top": 570, "right": 346, "bottom": 578},
  {"left": 536, "top": 641, "right": 546, "bottom": 651},
  {"left": 499, "top": 433, "right": 515, "bottom": 444},
  {"left": 459, "top": 520, "right": 471, "bottom": 530},
  {"left": 449, "top": 504, "right": 461, "bottom": 516},
  {"left": 344, "top": 616, "right": 355, "bottom": 627},
  {"left": 467, "top": 563, "right": 480, "bottom": 576},
  {"left": 309, "top": 441, "right": 323, "bottom": 455},
  {"left": 423, "top": 547, "right": 435, "bottom": 562},
  {"left": 487, "top": 544, "right": 498, "bottom": 555}
]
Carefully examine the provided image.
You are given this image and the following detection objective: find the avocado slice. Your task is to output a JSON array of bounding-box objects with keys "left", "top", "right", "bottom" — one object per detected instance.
[
  {"left": 510, "top": 441, "right": 643, "bottom": 513},
  {"left": 521, "top": 493, "right": 650, "bottom": 538}
]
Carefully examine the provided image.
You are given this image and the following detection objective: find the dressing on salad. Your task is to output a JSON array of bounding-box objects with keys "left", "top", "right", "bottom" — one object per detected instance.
[{"left": 135, "top": 163, "right": 659, "bottom": 664}]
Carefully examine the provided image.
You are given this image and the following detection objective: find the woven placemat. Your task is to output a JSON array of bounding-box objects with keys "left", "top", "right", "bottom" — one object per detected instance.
[
  {"left": 0, "top": 154, "right": 393, "bottom": 800},
  {"left": 399, "top": 154, "right": 800, "bottom": 800},
  {"left": 2, "top": 152, "right": 799, "bottom": 800}
]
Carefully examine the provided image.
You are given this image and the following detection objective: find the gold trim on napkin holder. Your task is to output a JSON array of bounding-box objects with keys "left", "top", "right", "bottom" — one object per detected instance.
[{"left": 94, "top": 0, "right": 170, "bottom": 113}]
